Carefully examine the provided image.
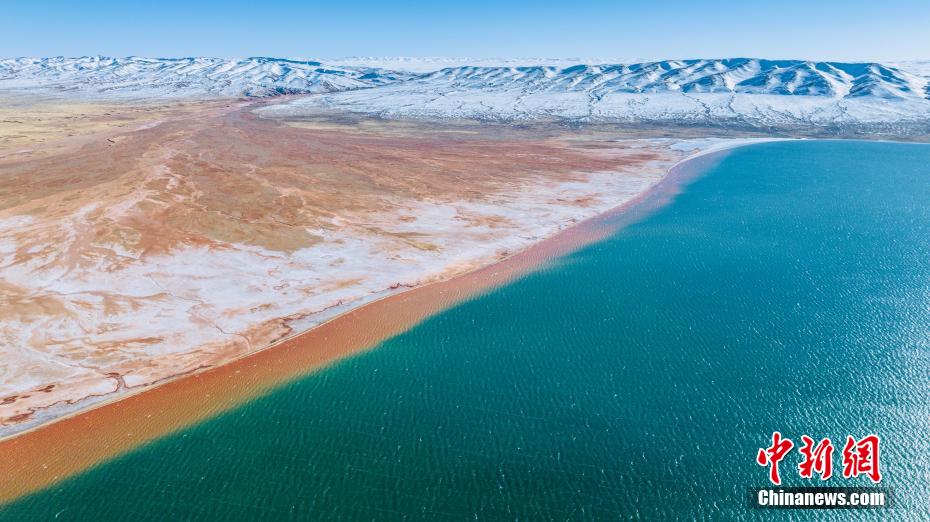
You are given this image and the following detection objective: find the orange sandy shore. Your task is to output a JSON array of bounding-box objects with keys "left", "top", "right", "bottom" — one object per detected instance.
[{"left": 0, "top": 153, "right": 714, "bottom": 505}]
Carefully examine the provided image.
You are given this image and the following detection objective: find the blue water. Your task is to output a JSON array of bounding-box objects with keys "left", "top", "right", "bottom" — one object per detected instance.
[{"left": 2, "top": 140, "right": 929, "bottom": 520}]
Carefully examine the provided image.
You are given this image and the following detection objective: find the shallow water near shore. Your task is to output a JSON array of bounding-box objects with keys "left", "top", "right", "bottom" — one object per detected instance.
[{"left": 3, "top": 140, "right": 929, "bottom": 520}]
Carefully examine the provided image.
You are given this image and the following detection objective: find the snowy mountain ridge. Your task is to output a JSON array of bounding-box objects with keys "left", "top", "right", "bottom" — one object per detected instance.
[
  {"left": 4, "top": 56, "right": 928, "bottom": 100},
  {"left": 3, "top": 56, "right": 930, "bottom": 133},
  {"left": 415, "top": 59, "right": 929, "bottom": 99},
  {"left": 0, "top": 56, "right": 414, "bottom": 97},
  {"left": 272, "top": 58, "right": 930, "bottom": 134}
]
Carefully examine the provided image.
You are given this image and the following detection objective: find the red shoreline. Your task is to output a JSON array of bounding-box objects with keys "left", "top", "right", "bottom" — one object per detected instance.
[{"left": 0, "top": 149, "right": 726, "bottom": 505}]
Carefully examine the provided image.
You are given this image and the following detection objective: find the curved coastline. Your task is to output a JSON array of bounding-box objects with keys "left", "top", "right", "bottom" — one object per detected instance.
[{"left": 0, "top": 138, "right": 766, "bottom": 505}]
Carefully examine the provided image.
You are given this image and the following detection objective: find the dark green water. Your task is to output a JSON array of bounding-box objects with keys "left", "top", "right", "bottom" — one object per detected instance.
[{"left": 4, "top": 141, "right": 929, "bottom": 520}]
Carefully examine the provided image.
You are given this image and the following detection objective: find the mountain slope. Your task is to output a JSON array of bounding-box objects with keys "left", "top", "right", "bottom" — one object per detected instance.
[{"left": 0, "top": 56, "right": 413, "bottom": 97}]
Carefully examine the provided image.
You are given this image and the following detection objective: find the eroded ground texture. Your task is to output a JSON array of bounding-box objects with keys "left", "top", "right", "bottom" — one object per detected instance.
[{"left": 0, "top": 97, "right": 687, "bottom": 435}]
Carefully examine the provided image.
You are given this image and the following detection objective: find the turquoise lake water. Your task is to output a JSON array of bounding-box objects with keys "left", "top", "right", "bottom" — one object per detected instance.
[{"left": 2, "top": 140, "right": 929, "bottom": 520}]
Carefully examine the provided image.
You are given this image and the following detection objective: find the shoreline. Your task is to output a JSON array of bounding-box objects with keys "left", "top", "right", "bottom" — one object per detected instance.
[{"left": 0, "top": 139, "right": 754, "bottom": 505}]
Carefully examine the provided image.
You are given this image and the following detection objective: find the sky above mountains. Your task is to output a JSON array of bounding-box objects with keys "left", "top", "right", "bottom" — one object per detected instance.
[{"left": 4, "top": 0, "right": 929, "bottom": 61}]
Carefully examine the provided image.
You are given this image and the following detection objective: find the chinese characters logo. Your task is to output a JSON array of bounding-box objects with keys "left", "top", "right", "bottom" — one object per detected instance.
[{"left": 757, "top": 432, "right": 881, "bottom": 484}]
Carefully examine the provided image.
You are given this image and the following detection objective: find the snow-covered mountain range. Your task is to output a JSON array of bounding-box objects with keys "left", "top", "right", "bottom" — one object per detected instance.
[
  {"left": 4, "top": 56, "right": 930, "bottom": 134},
  {"left": 0, "top": 56, "right": 413, "bottom": 97}
]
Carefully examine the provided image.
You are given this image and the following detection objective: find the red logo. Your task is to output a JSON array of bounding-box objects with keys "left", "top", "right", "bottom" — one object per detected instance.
[
  {"left": 757, "top": 431, "right": 794, "bottom": 485},
  {"left": 798, "top": 435, "right": 833, "bottom": 480},
  {"left": 842, "top": 435, "right": 882, "bottom": 483},
  {"left": 757, "top": 432, "right": 881, "bottom": 484}
]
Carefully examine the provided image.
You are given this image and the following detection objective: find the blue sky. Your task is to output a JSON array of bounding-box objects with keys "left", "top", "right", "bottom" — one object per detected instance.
[{"left": 4, "top": 1, "right": 929, "bottom": 61}]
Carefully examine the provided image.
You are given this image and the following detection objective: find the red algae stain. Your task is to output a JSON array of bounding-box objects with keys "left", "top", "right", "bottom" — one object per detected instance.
[{"left": 0, "top": 205, "right": 607, "bottom": 504}]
